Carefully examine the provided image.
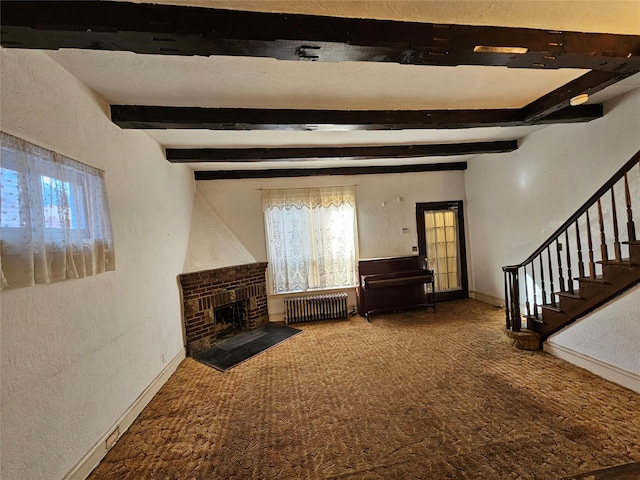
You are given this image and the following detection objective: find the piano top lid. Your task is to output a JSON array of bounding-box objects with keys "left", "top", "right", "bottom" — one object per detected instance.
[
  {"left": 358, "top": 255, "right": 428, "bottom": 280},
  {"left": 358, "top": 254, "right": 423, "bottom": 262}
]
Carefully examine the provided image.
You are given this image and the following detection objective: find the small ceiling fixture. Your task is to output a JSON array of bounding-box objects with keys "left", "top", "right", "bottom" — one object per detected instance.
[
  {"left": 473, "top": 46, "right": 528, "bottom": 54},
  {"left": 570, "top": 93, "right": 589, "bottom": 106}
]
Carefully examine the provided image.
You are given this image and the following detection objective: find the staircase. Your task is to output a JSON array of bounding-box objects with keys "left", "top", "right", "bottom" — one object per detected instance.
[{"left": 503, "top": 150, "right": 640, "bottom": 346}]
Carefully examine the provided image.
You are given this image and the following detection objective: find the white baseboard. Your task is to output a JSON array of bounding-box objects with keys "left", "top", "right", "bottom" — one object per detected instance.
[
  {"left": 470, "top": 291, "right": 505, "bottom": 307},
  {"left": 269, "top": 312, "right": 285, "bottom": 322},
  {"left": 64, "top": 348, "right": 186, "bottom": 480},
  {"left": 544, "top": 342, "right": 640, "bottom": 394}
]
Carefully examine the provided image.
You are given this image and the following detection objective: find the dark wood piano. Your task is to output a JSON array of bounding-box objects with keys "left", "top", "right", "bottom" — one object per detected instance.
[{"left": 357, "top": 255, "right": 436, "bottom": 320}]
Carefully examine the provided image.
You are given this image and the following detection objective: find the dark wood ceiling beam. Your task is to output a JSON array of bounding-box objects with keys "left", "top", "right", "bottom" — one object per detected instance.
[
  {"left": 111, "top": 104, "right": 603, "bottom": 131},
  {"left": 194, "top": 162, "right": 468, "bottom": 180},
  {"left": 166, "top": 141, "right": 517, "bottom": 163},
  {"left": 2, "top": 1, "right": 639, "bottom": 71},
  {"left": 522, "top": 70, "right": 635, "bottom": 121}
]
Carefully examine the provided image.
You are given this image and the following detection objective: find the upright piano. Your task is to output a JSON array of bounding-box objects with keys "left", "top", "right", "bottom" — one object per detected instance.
[{"left": 357, "top": 255, "right": 436, "bottom": 320}]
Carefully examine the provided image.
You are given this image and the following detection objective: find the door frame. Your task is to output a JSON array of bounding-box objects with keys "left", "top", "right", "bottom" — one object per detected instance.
[{"left": 415, "top": 201, "right": 469, "bottom": 302}]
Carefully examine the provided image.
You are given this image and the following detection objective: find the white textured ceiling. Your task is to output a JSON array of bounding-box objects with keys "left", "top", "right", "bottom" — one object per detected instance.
[
  {"left": 124, "top": 0, "right": 640, "bottom": 34},
  {"left": 45, "top": 0, "right": 640, "bottom": 171},
  {"left": 48, "top": 52, "right": 587, "bottom": 111}
]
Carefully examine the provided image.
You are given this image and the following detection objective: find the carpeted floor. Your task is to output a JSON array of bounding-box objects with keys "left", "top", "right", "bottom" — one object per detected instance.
[{"left": 88, "top": 299, "right": 640, "bottom": 479}]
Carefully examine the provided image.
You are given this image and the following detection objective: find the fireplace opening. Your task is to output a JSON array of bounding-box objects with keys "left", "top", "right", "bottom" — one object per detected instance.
[
  {"left": 214, "top": 300, "right": 248, "bottom": 331},
  {"left": 179, "top": 262, "right": 269, "bottom": 355}
]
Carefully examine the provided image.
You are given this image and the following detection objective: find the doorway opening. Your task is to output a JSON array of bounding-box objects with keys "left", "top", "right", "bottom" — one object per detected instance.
[{"left": 416, "top": 201, "right": 469, "bottom": 302}]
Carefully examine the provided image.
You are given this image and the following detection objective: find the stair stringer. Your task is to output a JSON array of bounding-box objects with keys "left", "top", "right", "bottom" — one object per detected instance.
[{"left": 527, "top": 242, "right": 640, "bottom": 342}]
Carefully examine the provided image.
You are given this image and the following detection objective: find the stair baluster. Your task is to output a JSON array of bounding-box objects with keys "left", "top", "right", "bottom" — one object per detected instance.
[
  {"left": 624, "top": 172, "right": 636, "bottom": 242},
  {"left": 565, "top": 229, "right": 574, "bottom": 294},
  {"left": 547, "top": 246, "right": 556, "bottom": 307},
  {"left": 531, "top": 260, "right": 539, "bottom": 319},
  {"left": 597, "top": 198, "right": 608, "bottom": 262},
  {"left": 575, "top": 219, "right": 585, "bottom": 279},
  {"left": 501, "top": 151, "right": 640, "bottom": 344},
  {"left": 524, "top": 264, "right": 531, "bottom": 318},
  {"left": 611, "top": 186, "right": 622, "bottom": 262},
  {"left": 539, "top": 254, "right": 547, "bottom": 306},
  {"left": 556, "top": 238, "right": 566, "bottom": 293},
  {"left": 586, "top": 209, "right": 596, "bottom": 278}
]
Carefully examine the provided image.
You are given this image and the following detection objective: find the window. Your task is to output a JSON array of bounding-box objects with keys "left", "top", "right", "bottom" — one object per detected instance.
[
  {"left": 41, "top": 175, "right": 87, "bottom": 230},
  {"left": 0, "top": 132, "right": 115, "bottom": 289},
  {"left": 0, "top": 167, "right": 21, "bottom": 228},
  {"left": 263, "top": 186, "right": 358, "bottom": 293}
]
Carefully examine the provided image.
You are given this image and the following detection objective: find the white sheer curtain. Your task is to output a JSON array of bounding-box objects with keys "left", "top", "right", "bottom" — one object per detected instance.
[
  {"left": 0, "top": 132, "right": 115, "bottom": 289},
  {"left": 263, "top": 186, "right": 358, "bottom": 293}
]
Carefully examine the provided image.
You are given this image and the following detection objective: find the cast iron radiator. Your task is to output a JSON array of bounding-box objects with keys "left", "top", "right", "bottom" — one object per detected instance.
[{"left": 284, "top": 292, "right": 348, "bottom": 324}]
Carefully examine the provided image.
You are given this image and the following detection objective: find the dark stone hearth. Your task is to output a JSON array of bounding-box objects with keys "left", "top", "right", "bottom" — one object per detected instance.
[{"left": 179, "top": 263, "right": 269, "bottom": 355}]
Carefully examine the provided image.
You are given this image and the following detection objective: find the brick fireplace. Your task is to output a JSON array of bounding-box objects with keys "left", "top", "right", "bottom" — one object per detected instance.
[{"left": 179, "top": 262, "right": 269, "bottom": 355}]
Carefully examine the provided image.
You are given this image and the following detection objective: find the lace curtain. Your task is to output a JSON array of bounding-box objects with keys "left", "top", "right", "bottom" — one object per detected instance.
[
  {"left": 263, "top": 186, "right": 358, "bottom": 293},
  {"left": 0, "top": 132, "right": 115, "bottom": 289}
]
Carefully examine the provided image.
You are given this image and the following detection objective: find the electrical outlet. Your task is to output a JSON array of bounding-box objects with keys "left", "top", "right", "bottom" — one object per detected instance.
[{"left": 412, "top": 246, "right": 418, "bottom": 252}]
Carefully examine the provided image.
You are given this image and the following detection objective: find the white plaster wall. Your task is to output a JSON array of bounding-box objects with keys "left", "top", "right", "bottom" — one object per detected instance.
[
  {"left": 465, "top": 89, "right": 640, "bottom": 298},
  {"left": 0, "top": 49, "right": 194, "bottom": 480},
  {"left": 193, "top": 170, "right": 467, "bottom": 316},
  {"left": 195, "top": 170, "right": 466, "bottom": 262},
  {"left": 354, "top": 171, "right": 467, "bottom": 259},
  {"left": 547, "top": 285, "right": 640, "bottom": 374},
  {"left": 183, "top": 189, "right": 255, "bottom": 272},
  {"left": 465, "top": 89, "right": 640, "bottom": 375}
]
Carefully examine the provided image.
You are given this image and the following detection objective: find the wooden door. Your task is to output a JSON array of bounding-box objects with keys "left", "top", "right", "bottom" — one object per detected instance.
[{"left": 416, "top": 201, "right": 469, "bottom": 302}]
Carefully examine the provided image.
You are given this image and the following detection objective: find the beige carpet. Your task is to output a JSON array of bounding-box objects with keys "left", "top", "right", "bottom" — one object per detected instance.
[{"left": 89, "top": 299, "right": 640, "bottom": 479}]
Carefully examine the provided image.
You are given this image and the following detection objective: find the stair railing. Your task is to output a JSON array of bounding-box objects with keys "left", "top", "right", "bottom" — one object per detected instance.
[{"left": 503, "top": 150, "right": 640, "bottom": 332}]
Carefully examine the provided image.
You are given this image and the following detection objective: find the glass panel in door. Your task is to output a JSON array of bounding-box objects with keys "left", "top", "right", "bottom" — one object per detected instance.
[
  {"left": 424, "top": 209, "right": 461, "bottom": 292},
  {"left": 416, "top": 201, "right": 468, "bottom": 302}
]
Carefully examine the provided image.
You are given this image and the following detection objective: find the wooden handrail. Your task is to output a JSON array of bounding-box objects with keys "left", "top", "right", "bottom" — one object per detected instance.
[
  {"left": 504, "top": 149, "right": 640, "bottom": 271},
  {"left": 503, "top": 149, "right": 639, "bottom": 333}
]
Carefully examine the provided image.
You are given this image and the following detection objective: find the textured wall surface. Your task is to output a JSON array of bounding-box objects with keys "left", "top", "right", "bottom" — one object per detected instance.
[
  {"left": 548, "top": 285, "right": 640, "bottom": 374},
  {"left": 193, "top": 170, "right": 467, "bottom": 264},
  {"left": 0, "top": 49, "right": 194, "bottom": 480},
  {"left": 465, "top": 89, "right": 640, "bottom": 299},
  {"left": 183, "top": 189, "right": 255, "bottom": 273},
  {"left": 464, "top": 89, "right": 640, "bottom": 375}
]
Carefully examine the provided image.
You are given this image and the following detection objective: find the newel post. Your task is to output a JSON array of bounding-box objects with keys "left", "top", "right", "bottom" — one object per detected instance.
[{"left": 503, "top": 266, "right": 521, "bottom": 332}]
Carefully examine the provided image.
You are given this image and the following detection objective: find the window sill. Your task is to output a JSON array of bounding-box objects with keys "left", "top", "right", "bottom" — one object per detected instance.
[{"left": 268, "top": 285, "right": 357, "bottom": 298}]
